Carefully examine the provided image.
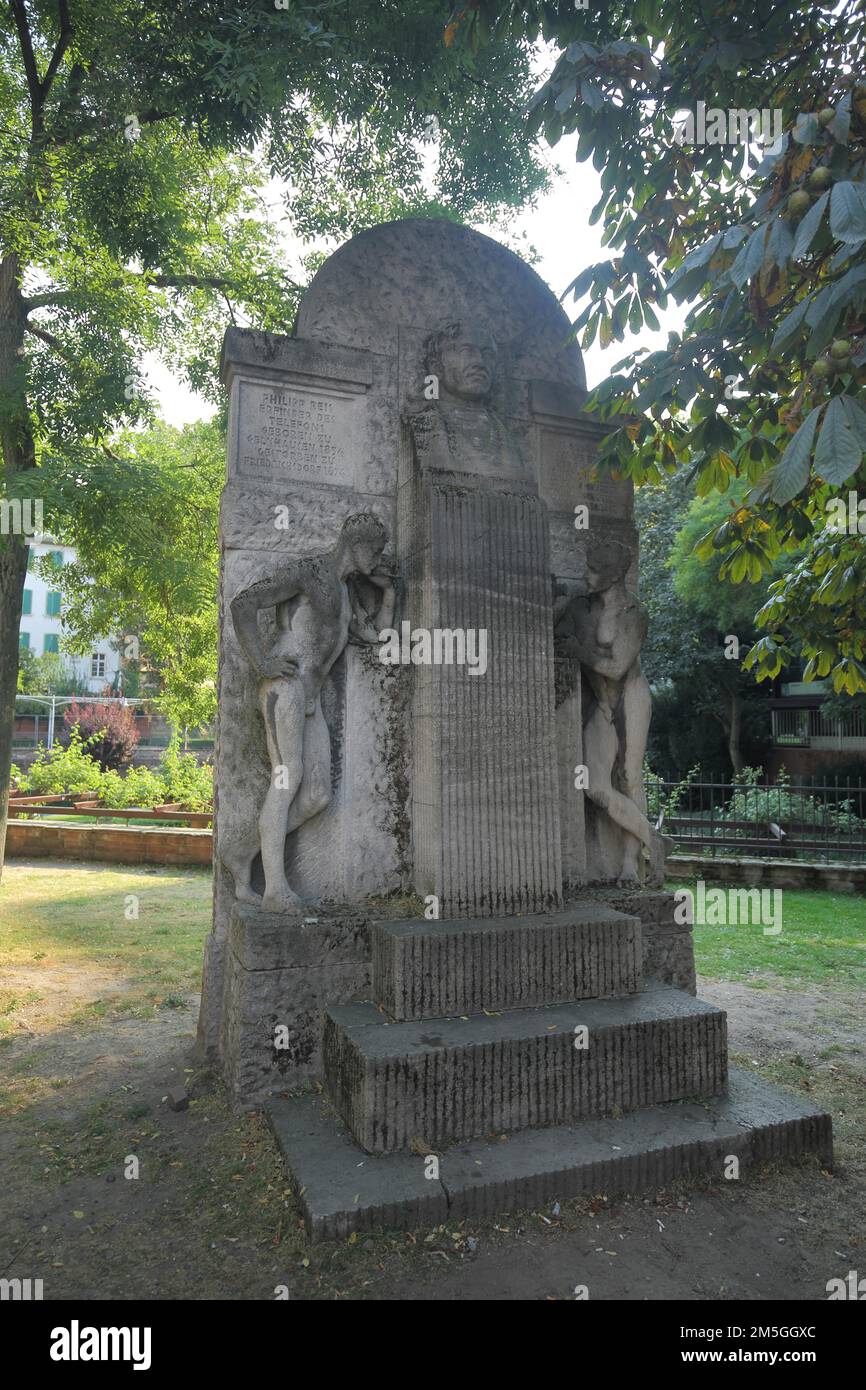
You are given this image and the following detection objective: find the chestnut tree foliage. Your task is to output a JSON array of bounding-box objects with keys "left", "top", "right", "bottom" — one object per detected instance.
[
  {"left": 459, "top": 1, "right": 866, "bottom": 696},
  {"left": 0, "top": 0, "right": 548, "bottom": 872}
]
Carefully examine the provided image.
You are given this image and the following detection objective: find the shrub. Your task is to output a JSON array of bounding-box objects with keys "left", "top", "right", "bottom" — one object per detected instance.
[
  {"left": 158, "top": 738, "right": 213, "bottom": 811},
  {"left": 718, "top": 766, "right": 866, "bottom": 838},
  {"left": 98, "top": 766, "right": 168, "bottom": 809},
  {"left": 18, "top": 727, "right": 105, "bottom": 796},
  {"left": 61, "top": 701, "right": 139, "bottom": 772}
]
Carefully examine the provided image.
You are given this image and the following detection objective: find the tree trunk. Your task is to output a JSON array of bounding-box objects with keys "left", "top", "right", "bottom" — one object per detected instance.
[
  {"left": 727, "top": 688, "right": 744, "bottom": 777},
  {"left": 0, "top": 253, "right": 34, "bottom": 880}
]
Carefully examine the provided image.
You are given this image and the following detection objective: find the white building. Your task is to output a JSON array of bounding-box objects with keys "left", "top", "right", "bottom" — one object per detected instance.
[{"left": 18, "top": 538, "right": 122, "bottom": 695}]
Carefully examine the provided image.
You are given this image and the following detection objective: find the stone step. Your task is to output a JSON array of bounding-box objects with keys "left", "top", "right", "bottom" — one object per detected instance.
[
  {"left": 267, "top": 1067, "right": 832, "bottom": 1242},
  {"left": 323, "top": 987, "right": 728, "bottom": 1153},
  {"left": 371, "top": 903, "right": 641, "bottom": 1021}
]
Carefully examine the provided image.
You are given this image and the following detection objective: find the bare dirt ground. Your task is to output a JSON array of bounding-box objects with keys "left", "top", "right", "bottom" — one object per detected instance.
[{"left": 0, "top": 970, "right": 863, "bottom": 1301}]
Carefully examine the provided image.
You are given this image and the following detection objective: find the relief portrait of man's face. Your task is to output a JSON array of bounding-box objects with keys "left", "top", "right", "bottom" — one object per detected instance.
[
  {"left": 435, "top": 327, "right": 497, "bottom": 402},
  {"left": 570, "top": 586, "right": 647, "bottom": 682}
]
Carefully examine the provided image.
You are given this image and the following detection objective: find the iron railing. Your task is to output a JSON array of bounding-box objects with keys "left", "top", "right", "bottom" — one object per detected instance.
[{"left": 645, "top": 774, "right": 866, "bottom": 863}]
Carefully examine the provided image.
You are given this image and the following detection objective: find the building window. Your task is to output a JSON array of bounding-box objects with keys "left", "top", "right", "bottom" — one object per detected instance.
[
  {"left": 44, "top": 634, "right": 59, "bottom": 654},
  {"left": 49, "top": 549, "right": 64, "bottom": 569},
  {"left": 46, "top": 591, "right": 61, "bottom": 617},
  {"left": 91, "top": 652, "right": 106, "bottom": 679},
  {"left": 22, "top": 589, "right": 32, "bottom": 616},
  {"left": 19, "top": 632, "right": 30, "bottom": 650}
]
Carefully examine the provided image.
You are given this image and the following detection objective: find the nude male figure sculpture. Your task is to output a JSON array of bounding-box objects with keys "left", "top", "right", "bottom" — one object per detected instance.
[
  {"left": 226, "top": 512, "right": 395, "bottom": 914},
  {"left": 555, "top": 539, "right": 669, "bottom": 882}
]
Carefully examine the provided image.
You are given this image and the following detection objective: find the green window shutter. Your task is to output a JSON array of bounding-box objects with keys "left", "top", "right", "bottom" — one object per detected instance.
[
  {"left": 19, "top": 632, "right": 30, "bottom": 649},
  {"left": 50, "top": 549, "right": 63, "bottom": 569},
  {"left": 43, "top": 633, "right": 59, "bottom": 654},
  {"left": 22, "top": 589, "right": 32, "bottom": 615},
  {"left": 46, "top": 591, "right": 61, "bottom": 617}
]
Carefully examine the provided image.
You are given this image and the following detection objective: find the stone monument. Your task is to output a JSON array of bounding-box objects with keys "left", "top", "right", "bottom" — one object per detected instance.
[{"left": 197, "top": 219, "right": 831, "bottom": 1240}]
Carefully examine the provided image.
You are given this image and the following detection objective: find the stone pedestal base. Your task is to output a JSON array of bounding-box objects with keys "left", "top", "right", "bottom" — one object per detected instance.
[
  {"left": 267, "top": 1070, "right": 832, "bottom": 1243},
  {"left": 221, "top": 893, "right": 831, "bottom": 1235},
  {"left": 217, "top": 903, "right": 371, "bottom": 1109},
  {"left": 583, "top": 887, "right": 697, "bottom": 994}
]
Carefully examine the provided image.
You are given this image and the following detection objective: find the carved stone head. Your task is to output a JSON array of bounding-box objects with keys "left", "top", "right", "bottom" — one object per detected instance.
[
  {"left": 339, "top": 511, "right": 387, "bottom": 576},
  {"left": 425, "top": 321, "right": 498, "bottom": 402},
  {"left": 567, "top": 585, "right": 648, "bottom": 682}
]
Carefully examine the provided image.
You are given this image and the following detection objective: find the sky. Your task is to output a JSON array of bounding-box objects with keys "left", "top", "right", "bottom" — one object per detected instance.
[{"left": 148, "top": 135, "right": 685, "bottom": 427}]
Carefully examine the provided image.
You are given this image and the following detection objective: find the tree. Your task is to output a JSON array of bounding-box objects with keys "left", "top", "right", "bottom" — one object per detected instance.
[
  {"left": 0, "top": 1, "right": 548, "bottom": 876},
  {"left": 668, "top": 489, "right": 780, "bottom": 775},
  {"left": 48, "top": 418, "right": 222, "bottom": 732},
  {"left": 61, "top": 696, "right": 139, "bottom": 771},
  {"left": 637, "top": 475, "right": 776, "bottom": 776},
  {"left": 16, "top": 648, "right": 90, "bottom": 697},
  {"left": 459, "top": 3, "right": 866, "bottom": 689}
]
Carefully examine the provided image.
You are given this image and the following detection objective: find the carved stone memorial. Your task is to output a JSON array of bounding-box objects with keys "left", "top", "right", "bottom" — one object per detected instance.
[{"left": 197, "top": 219, "right": 831, "bottom": 1240}]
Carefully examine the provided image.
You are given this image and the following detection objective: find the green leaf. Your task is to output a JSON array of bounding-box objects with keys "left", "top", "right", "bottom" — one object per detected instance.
[
  {"left": 669, "top": 234, "right": 722, "bottom": 290},
  {"left": 729, "top": 224, "right": 768, "bottom": 290},
  {"left": 813, "top": 397, "right": 862, "bottom": 485},
  {"left": 770, "top": 296, "right": 810, "bottom": 352},
  {"left": 839, "top": 394, "right": 866, "bottom": 448},
  {"left": 563, "top": 264, "right": 599, "bottom": 302},
  {"left": 791, "top": 191, "right": 829, "bottom": 259},
  {"left": 793, "top": 112, "right": 819, "bottom": 145},
  {"left": 828, "top": 92, "right": 852, "bottom": 144},
  {"left": 830, "top": 181, "right": 866, "bottom": 244},
  {"left": 580, "top": 80, "right": 603, "bottom": 112},
  {"left": 770, "top": 406, "right": 823, "bottom": 504}
]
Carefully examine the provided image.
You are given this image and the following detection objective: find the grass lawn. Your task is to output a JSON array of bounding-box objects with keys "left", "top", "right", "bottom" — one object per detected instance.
[
  {"left": 667, "top": 879, "right": 866, "bottom": 989},
  {"left": 1, "top": 865, "right": 863, "bottom": 1036},
  {"left": 0, "top": 861, "right": 211, "bottom": 1033}
]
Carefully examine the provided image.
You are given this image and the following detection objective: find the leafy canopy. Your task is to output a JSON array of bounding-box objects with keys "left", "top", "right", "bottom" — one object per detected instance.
[
  {"left": 459, "top": 1, "right": 866, "bottom": 694},
  {"left": 1, "top": 1, "right": 548, "bottom": 727}
]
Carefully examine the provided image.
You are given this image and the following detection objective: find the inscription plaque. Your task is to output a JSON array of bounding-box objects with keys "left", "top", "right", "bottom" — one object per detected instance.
[
  {"left": 235, "top": 381, "right": 360, "bottom": 487},
  {"left": 540, "top": 427, "right": 631, "bottom": 519}
]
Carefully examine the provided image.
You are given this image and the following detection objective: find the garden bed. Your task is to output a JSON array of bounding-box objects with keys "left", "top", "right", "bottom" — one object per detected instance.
[{"left": 5, "top": 819, "right": 212, "bottom": 867}]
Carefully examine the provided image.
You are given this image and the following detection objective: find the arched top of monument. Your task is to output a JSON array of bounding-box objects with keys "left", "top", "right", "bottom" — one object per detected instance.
[{"left": 293, "top": 218, "right": 586, "bottom": 391}]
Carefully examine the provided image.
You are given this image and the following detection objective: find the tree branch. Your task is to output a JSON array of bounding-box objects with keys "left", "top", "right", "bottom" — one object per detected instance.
[
  {"left": 11, "top": 0, "right": 42, "bottom": 133},
  {"left": 40, "top": 0, "right": 73, "bottom": 104},
  {"left": 24, "top": 321, "right": 73, "bottom": 360},
  {"left": 26, "top": 273, "right": 241, "bottom": 310}
]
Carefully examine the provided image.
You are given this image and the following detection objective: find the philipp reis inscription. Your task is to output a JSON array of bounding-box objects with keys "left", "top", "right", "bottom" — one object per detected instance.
[{"left": 237, "top": 382, "right": 358, "bottom": 486}]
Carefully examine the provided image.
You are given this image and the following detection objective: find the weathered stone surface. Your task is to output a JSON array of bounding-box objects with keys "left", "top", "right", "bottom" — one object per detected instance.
[
  {"left": 229, "top": 901, "right": 371, "bottom": 971},
  {"left": 440, "top": 1065, "right": 832, "bottom": 1222},
  {"left": 199, "top": 216, "right": 655, "bottom": 1064},
  {"left": 371, "top": 904, "right": 641, "bottom": 1021},
  {"left": 584, "top": 888, "right": 697, "bottom": 993},
  {"left": 404, "top": 479, "right": 562, "bottom": 917},
  {"left": 266, "top": 1092, "right": 450, "bottom": 1242},
  {"left": 268, "top": 1067, "right": 832, "bottom": 1242},
  {"left": 294, "top": 219, "right": 589, "bottom": 387},
  {"left": 218, "top": 903, "right": 372, "bottom": 1109},
  {"left": 323, "top": 988, "right": 728, "bottom": 1153}
]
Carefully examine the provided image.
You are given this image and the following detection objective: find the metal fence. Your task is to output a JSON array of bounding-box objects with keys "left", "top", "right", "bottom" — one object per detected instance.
[
  {"left": 12, "top": 695, "right": 213, "bottom": 752},
  {"left": 645, "top": 774, "right": 866, "bottom": 863}
]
